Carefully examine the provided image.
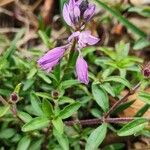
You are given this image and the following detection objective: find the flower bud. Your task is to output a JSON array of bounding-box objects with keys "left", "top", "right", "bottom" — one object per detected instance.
[
  {"left": 76, "top": 56, "right": 89, "bottom": 84},
  {"left": 142, "top": 62, "right": 150, "bottom": 78},
  {"left": 10, "top": 92, "right": 19, "bottom": 103},
  {"left": 51, "top": 90, "right": 59, "bottom": 99}
]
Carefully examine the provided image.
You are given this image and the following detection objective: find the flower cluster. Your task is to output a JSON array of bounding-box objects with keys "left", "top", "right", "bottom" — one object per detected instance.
[{"left": 38, "top": 0, "right": 100, "bottom": 84}]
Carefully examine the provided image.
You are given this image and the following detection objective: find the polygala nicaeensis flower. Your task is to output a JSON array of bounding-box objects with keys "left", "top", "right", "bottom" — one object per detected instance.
[
  {"left": 38, "top": 46, "right": 68, "bottom": 72},
  {"left": 68, "top": 31, "right": 100, "bottom": 48},
  {"left": 76, "top": 56, "right": 89, "bottom": 84},
  {"left": 63, "top": 0, "right": 96, "bottom": 28},
  {"left": 38, "top": 0, "right": 99, "bottom": 84}
]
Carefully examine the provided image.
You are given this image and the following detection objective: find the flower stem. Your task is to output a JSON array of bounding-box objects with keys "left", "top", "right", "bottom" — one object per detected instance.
[
  {"left": 104, "top": 82, "right": 141, "bottom": 118},
  {"left": 65, "top": 117, "right": 150, "bottom": 126}
]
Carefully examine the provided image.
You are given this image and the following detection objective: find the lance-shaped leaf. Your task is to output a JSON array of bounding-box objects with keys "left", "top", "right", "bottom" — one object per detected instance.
[
  {"left": 118, "top": 118, "right": 148, "bottom": 136},
  {"left": 92, "top": 84, "right": 109, "bottom": 112},
  {"left": 59, "top": 102, "right": 81, "bottom": 119},
  {"left": 22, "top": 117, "right": 49, "bottom": 132},
  {"left": 85, "top": 123, "right": 107, "bottom": 150}
]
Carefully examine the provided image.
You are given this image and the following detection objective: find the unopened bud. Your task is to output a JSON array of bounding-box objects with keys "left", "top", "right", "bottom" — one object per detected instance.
[
  {"left": 51, "top": 90, "right": 59, "bottom": 99},
  {"left": 79, "top": 0, "right": 89, "bottom": 16},
  {"left": 142, "top": 62, "right": 150, "bottom": 78},
  {"left": 10, "top": 92, "right": 19, "bottom": 103}
]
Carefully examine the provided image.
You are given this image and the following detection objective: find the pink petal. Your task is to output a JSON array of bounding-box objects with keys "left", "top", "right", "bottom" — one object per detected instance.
[
  {"left": 76, "top": 56, "right": 89, "bottom": 84},
  {"left": 63, "top": 4, "right": 72, "bottom": 26},
  {"left": 84, "top": 4, "right": 95, "bottom": 21}
]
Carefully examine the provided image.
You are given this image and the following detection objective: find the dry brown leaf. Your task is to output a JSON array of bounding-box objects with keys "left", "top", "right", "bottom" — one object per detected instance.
[
  {"left": 0, "top": 0, "right": 14, "bottom": 7},
  {"left": 119, "top": 88, "right": 150, "bottom": 117},
  {"left": 130, "top": 0, "right": 150, "bottom": 5}
]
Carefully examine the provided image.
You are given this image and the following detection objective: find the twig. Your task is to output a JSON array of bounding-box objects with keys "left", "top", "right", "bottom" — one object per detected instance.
[
  {"left": 104, "top": 82, "right": 141, "bottom": 118},
  {"left": 65, "top": 117, "right": 150, "bottom": 126},
  {"left": 42, "top": 125, "right": 51, "bottom": 150},
  {"left": 0, "top": 96, "right": 9, "bottom": 105},
  {"left": 0, "top": 28, "right": 20, "bottom": 33}
]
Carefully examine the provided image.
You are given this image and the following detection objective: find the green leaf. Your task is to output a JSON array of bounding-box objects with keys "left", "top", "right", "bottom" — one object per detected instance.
[
  {"left": 3, "top": 28, "right": 25, "bottom": 59},
  {"left": 27, "top": 68, "right": 37, "bottom": 79},
  {"left": 53, "top": 129, "right": 69, "bottom": 150},
  {"left": 42, "top": 99, "right": 53, "bottom": 117},
  {"left": 94, "top": 0, "right": 147, "bottom": 38},
  {"left": 135, "top": 104, "right": 150, "bottom": 117},
  {"left": 38, "top": 30, "right": 51, "bottom": 48},
  {"left": 92, "top": 84, "right": 109, "bottom": 112},
  {"left": 28, "top": 138, "right": 43, "bottom": 150},
  {"left": 38, "top": 72, "right": 52, "bottom": 84},
  {"left": 133, "top": 38, "right": 150, "bottom": 50},
  {"left": 100, "top": 83, "right": 115, "bottom": 97},
  {"left": 59, "top": 102, "right": 81, "bottom": 119},
  {"left": 35, "top": 92, "right": 52, "bottom": 100},
  {"left": 112, "top": 100, "right": 136, "bottom": 115},
  {"left": 23, "top": 79, "right": 35, "bottom": 91},
  {"left": 17, "top": 111, "right": 32, "bottom": 123},
  {"left": 85, "top": 123, "right": 107, "bottom": 150},
  {"left": 117, "top": 118, "right": 148, "bottom": 136},
  {"left": 52, "top": 117, "right": 64, "bottom": 134},
  {"left": 104, "top": 76, "right": 131, "bottom": 89},
  {"left": 0, "top": 105, "right": 10, "bottom": 117},
  {"left": 138, "top": 91, "right": 150, "bottom": 105},
  {"left": 62, "top": 80, "right": 79, "bottom": 89},
  {"left": 0, "top": 128, "right": 15, "bottom": 139},
  {"left": 30, "top": 93, "right": 43, "bottom": 116},
  {"left": 14, "top": 83, "right": 22, "bottom": 93},
  {"left": 17, "top": 135, "right": 31, "bottom": 150},
  {"left": 22, "top": 117, "right": 49, "bottom": 132},
  {"left": 103, "top": 143, "right": 125, "bottom": 150}
]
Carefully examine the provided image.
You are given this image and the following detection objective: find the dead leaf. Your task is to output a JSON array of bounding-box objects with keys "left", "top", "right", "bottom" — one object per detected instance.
[
  {"left": 119, "top": 88, "right": 150, "bottom": 117},
  {"left": 0, "top": 0, "right": 14, "bottom": 7}
]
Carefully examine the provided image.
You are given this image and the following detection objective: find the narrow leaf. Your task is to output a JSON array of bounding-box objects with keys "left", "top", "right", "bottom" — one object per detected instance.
[
  {"left": 85, "top": 123, "right": 107, "bottom": 150},
  {"left": 53, "top": 129, "right": 69, "bottom": 150},
  {"left": 0, "top": 106, "right": 10, "bottom": 117},
  {"left": 17, "top": 135, "right": 31, "bottom": 150},
  {"left": 118, "top": 118, "right": 148, "bottom": 136},
  {"left": 42, "top": 99, "right": 54, "bottom": 117},
  {"left": 59, "top": 102, "right": 81, "bottom": 119},
  {"left": 22, "top": 117, "right": 49, "bottom": 132},
  {"left": 92, "top": 84, "right": 109, "bottom": 112},
  {"left": 104, "top": 76, "right": 131, "bottom": 89},
  {"left": 30, "top": 93, "right": 43, "bottom": 116},
  {"left": 52, "top": 117, "right": 64, "bottom": 134}
]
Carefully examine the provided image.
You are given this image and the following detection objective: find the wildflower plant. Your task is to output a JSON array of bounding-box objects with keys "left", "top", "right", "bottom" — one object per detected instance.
[
  {"left": 0, "top": 0, "right": 150, "bottom": 149},
  {"left": 38, "top": 0, "right": 99, "bottom": 84}
]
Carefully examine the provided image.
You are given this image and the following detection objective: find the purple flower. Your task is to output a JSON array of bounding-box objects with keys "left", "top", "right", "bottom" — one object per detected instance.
[
  {"left": 63, "top": 0, "right": 96, "bottom": 28},
  {"left": 68, "top": 30, "right": 100, "bottom": 48},
  {"left": 83, "top": 4, "right": 95, "bottom": 22},
  {"left": 63, "top": 0, "right": 80, "bottom": 27},
  {"left": 76, "top": 56, "right": 89, "bottom": 84},
  {"left": 37, "top": 46, "right": 68, "bottom": 72}
]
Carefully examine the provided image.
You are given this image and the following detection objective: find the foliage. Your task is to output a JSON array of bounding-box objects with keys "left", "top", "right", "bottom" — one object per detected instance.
[{"left": 0, "top": 0, "right": 150, "bottom": 149}]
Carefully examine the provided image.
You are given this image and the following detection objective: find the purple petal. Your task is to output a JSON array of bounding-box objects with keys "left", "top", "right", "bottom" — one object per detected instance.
[
  {"left": 38, "top": 47, "right": 65, "bottom": 65},
  {"left": 40, "top": 59, "right": 59, "bottom": 73},
  {"left": 37, "top": 45, "right": 68, "bottom": 72},
  {"left": 78, "top": 31, "right": 99, "bottom": 48},
  {"left": 74, "top": 5, "right": 81, "bottom": 18},
  {"left": 86, "top": 34, "right": 100, "bottom": 45},
  {"left": 83, "top": 4, "right": 96, "bottom": 22},
  {"left": 68, "top": 31, "right": 80, "bottom": 42},
  {"left": 63, "top": 4, "right": 72, "bottom": 26},
  {"left": 68, "top": 0, "right": 76, "bottom": 9},
  {"left": 76, "top": 56, "right": 89, "bottom": 84}
]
